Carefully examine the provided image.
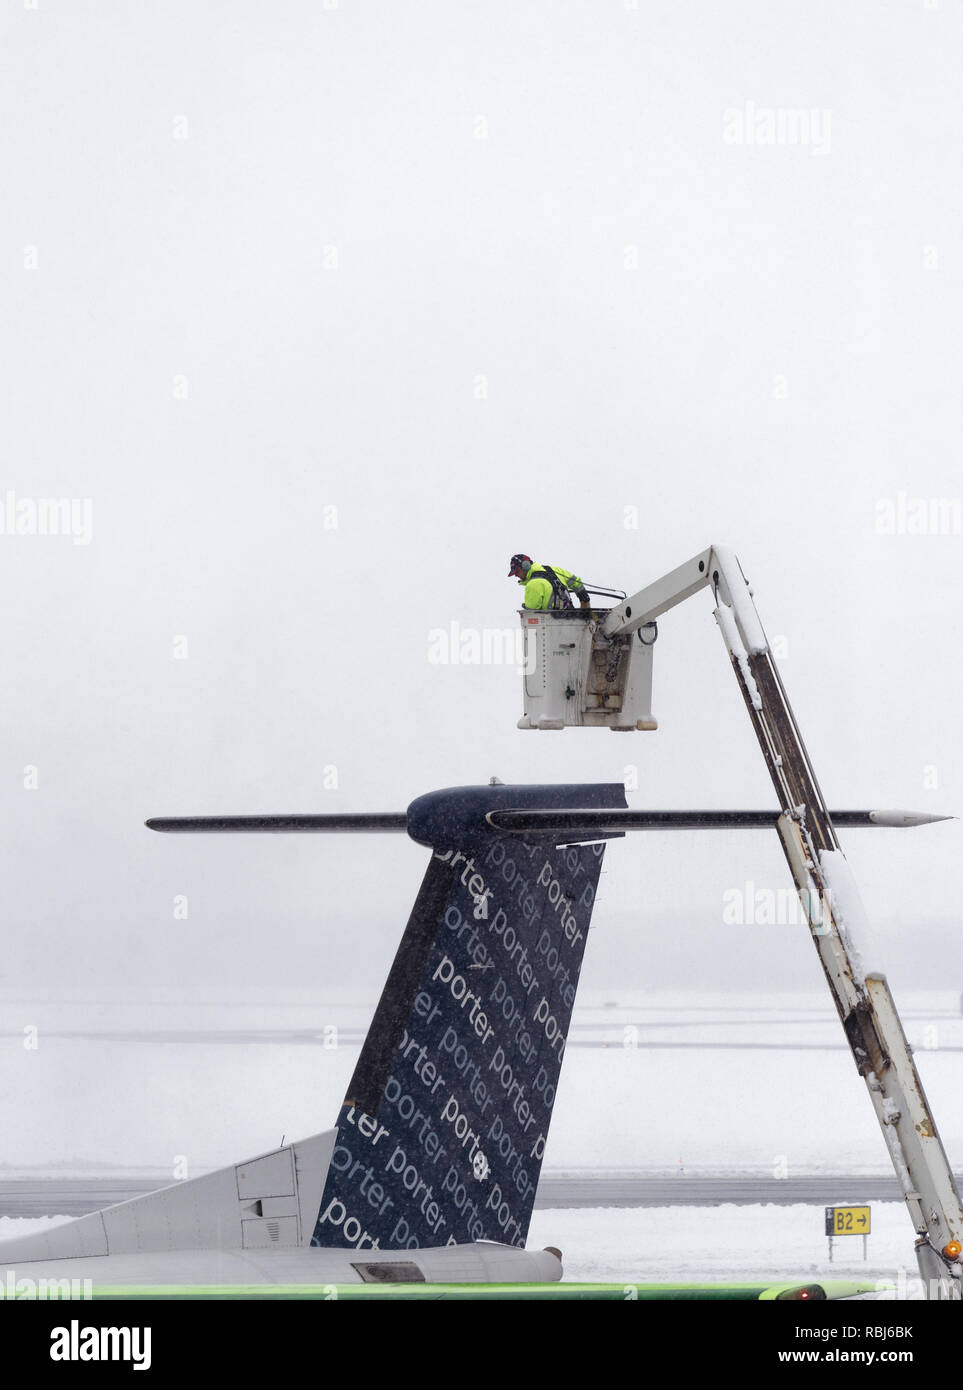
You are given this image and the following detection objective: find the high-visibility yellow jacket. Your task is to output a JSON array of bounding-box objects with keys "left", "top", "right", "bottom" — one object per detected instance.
[{"left": 521, "top": 563, "right": 588, "bottom": 610}]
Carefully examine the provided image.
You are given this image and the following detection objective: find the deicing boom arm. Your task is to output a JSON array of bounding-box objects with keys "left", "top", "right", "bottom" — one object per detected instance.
[{"left": 610, "top": 544, "right": 963, "bottom": 1298}]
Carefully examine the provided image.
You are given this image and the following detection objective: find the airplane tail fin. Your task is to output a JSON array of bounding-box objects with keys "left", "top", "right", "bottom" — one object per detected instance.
[
  {"left": 149, "top": 781, "right": 625, "bottom": 1252},
  {"left": 311, "top": 782, "right": 623, "bottom": 1251}
]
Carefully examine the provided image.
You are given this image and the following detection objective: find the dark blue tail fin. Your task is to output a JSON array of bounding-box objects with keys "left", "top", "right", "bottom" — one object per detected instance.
[{"left": 312, "top": 783, "right": 623, "bottom": 1251}]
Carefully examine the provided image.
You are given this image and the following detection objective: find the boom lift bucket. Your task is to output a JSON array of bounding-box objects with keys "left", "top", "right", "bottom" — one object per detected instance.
[{"left": 517, "top": 609, "right": 658, "bottom": 731}]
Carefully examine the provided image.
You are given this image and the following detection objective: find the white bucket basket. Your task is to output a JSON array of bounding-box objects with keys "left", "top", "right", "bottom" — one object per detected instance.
[{"left": 517, "top": 610, "right": 658, "bottom": 731}]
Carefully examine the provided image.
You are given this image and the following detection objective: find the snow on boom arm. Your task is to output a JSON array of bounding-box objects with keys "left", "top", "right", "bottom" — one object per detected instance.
[{"left": 598, "top": 545, "right": 963, "bottom": 1299}]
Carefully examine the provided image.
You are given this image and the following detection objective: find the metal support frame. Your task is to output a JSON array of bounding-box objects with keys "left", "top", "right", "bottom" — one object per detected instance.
[{"left": 605, "top": 545, "right": 963, "bottom": 1298}]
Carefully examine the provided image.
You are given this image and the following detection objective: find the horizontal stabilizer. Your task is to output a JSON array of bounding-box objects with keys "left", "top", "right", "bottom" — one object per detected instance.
[
  {"left": 487, "top": 809, "right": 954, "bottom": 833},
  {"left": 146, "top": 808, "right": 951, "bottom": 836},
  {"left": 146, "top": 814, "right": 408, "bottom": 833}
]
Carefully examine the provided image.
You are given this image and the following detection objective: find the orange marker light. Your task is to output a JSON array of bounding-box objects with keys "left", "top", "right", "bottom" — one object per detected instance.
[{"left": 943, "top": 1240, "right": 962, "bottom": 1259}]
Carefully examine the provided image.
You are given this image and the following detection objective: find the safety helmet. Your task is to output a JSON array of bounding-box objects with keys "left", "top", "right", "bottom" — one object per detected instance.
[{"left": 508, "top": 553, "right": 532, "bottom": 579}]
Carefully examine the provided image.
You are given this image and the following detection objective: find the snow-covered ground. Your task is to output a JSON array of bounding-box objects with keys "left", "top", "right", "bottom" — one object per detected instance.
[{"left": 532, "top": 1203, "right": 915, "bottom": 1291}]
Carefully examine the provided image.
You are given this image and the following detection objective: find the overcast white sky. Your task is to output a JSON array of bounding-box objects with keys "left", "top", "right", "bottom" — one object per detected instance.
[{"left": 1, "top": 1, "right": 961, "bottom": 997}]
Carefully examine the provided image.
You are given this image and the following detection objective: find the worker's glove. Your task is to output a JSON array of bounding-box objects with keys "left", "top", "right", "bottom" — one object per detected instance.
[{"left": 579, "top": 597, "right": 591, "bottom": 609}]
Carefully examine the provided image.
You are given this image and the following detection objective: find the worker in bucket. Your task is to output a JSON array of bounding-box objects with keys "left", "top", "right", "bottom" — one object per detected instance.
[{"left": 508, "top": 554, "right": 592, "bottom": 610}]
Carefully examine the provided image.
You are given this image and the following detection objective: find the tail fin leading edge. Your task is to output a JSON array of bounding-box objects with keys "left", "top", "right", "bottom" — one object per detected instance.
[{"left": 313, "top": 792, "right": 620, "bottom": 1251}]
